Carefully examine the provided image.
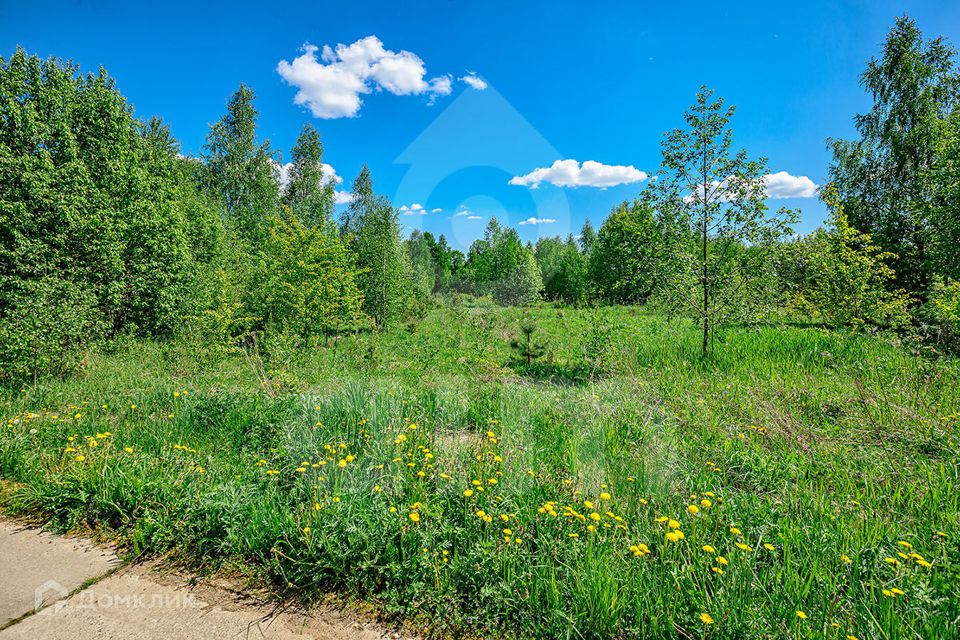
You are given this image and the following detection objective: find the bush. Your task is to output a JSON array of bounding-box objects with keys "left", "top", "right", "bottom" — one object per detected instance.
[{"left": 0, "top": 278, "right": 105, "bottom": 381}]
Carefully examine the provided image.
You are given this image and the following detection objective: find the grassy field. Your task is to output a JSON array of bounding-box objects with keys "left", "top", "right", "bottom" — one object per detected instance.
[{"left": 2, "top": 303, "right": 958, "bottom": 639}]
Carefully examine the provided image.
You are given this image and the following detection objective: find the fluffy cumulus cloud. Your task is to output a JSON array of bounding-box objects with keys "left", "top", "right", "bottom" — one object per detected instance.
[
  {"left": 509, "top": 159, "right": 648, "bottom": 189},
  {"left": 518, "top": 216, "right": 557, "bottom": 225},
  {"left": 277, "top": 36, "right": 454, "bottom": 118},
  {"left": 763, "top": 171, "right": 818, "bottom": 199},
  {"left": 274, "top": 160, "right": 343, "bottom": 190},
  {"left": 399, "top": 203, "right": 427, "bottom": 215},
  {"left": 334, "top": 191, "right": 354, "bottom": 205},
  {"left": 460, "top": 73, "right": 488, "bottom": 90}
]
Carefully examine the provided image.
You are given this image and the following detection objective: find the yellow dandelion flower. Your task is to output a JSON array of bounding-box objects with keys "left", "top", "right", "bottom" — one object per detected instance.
[
  {"left": 796, "top": 611, "right": 807, "bottom": 620},
  {"left": 716, "top": 556, "right": 728, "bottom": 566},
  {"left": 464, "top": 489, "right": 474, "bottom": 497},
  {"left": 764, "top": 543, "right": 776, "bottom": 551},
  {"left": 700, "top": 613, "right": 714, "bottom": 625},
  {"left": 599, "top": 492, "right": 611, "bottom": 501},
  {"left": 409, "top": 512, "right": 420, "bottom": 523}
]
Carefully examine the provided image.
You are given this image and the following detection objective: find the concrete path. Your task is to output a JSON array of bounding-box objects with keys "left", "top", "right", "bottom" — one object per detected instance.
[{"left": 0, "top": 519, "right": 405, "bottom": 639}]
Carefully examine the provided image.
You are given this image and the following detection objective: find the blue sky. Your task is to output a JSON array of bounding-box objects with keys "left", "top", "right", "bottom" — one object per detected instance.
[{"left": 3, "top": 1, "right": 960, "bottom": 250}]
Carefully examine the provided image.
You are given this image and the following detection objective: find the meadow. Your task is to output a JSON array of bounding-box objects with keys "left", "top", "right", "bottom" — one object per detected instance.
[{"left": 1, "top": 303, "right": 958, "bottom": 639}]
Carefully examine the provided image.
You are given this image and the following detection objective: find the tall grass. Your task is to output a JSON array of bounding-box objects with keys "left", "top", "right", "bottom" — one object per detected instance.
[{"left": 1, "top": 304, "right": 958, "bottom": 639}]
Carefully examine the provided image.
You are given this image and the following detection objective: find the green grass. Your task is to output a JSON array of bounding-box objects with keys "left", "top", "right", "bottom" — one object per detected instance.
[{"left": 2, "top": 303, "right": 959, "bottom": 639}]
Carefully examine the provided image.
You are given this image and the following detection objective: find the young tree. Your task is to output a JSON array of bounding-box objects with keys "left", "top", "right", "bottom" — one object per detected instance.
[
  {"left": 654, "top": 86, "right": 795, "bottom": 354},
  {"left": 253, "top": 210, "right": 362, "bottom": 340},
  {"left": 283, "top": 123, "right": 334, "bottom": 227},
  {"left": 579, "top": 219, "right": 597, "bottom": 255},
  {"left": 589, "top": 199, "right": 674, "bottom": 304},
  {"left": 493, "top": 248, "right": 543, "bottom": 306},
  {"left": 829, "top": 16, "right": 959, "bottom": 294},
  {"left": 347, "top": 169, "right": 410, "bottom": 328},
  {"left": 202, "top": 84, "right": 279, "bottom": 240}
]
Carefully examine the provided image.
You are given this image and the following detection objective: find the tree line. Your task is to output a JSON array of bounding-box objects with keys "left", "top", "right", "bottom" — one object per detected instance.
[{"left": 1, "top": 16, "right": 959, "bottom": 379}]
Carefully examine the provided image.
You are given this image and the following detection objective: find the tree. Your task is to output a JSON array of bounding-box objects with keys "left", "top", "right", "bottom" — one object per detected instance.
[
  {"left": 493, "top": 249, "right": 543, "bottom": 306},
  {"left": 253, "top": 210, "right": 362, "bottom": 340},
  {"left": 465, "top": 218, "right": 526, "bottom": 293},
  {"left": 800, "top": 185, "right": 911, "bottom": 328},
  {"left": 348, "top": 169, "right": 410, "bottom": 328},
  {"left": 589, "top": 199, "right": 675, "bottom": 304},
  {"left": 926, "top": 108, "right": 960, "bottom": 280},
  {"left": 406, "top": 229, "right": 437, "bottom": 296},
  {"left": 829, "top": 16, "right": 959, "bottom": 294},
  {"left": 536, "top": 236, "right": 589, "bottom": 305},
  {"left": 202, "top": 84, "right": 279, "bottom": 240},
  {"left": 283, "top": 123, "right": 334, "bottom": 227},
  {"left": 0, "top": 49, "right": 227, "bottom": 378},
  {"left": 653, "top": 86, "right": 795, "bottom": 354},
  {"left": 579, "top": 219, "right": 597, "bottom": 255}
]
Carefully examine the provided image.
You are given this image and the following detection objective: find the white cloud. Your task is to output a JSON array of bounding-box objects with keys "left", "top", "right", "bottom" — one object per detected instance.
[
  {"left": 683, "top": 172, "right": 818, "bottom": 203},
  {"left": 399, "top": 203, "right": 427, "bottom": 215},
  {"left": 461, "top": 73, "right": 488, "bottom": 90},
  {"left": 277, "top": 36, "right": 454, "bottom": 119},
  {"left": 273, "top": 160, "right": 343, "bottom": 190},
  {"left": 453, "top": 207, "right": 472, "bottom": 217},
  {"left": 764, "top": 171, "right": 817, "bottom": 199},
  {"left": 466, "top": 215, "right": 483, "bottom": 220},
  {"left": 518, "top": 217, "right": 557, "bottom": 225},
  {"left": 334, "top": 191, "right": 354, "bottom": 205},
  {"left": 509, "top": 159, "right": 647, "bottom": 189}
]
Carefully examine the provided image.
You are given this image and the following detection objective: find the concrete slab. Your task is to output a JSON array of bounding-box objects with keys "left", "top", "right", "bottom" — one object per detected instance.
[
  {"left": 0, "top": 520, "right": 119, "bottom": 627},
  {"left": 0, "top": 569, "right": 399, "bottom": 640}
]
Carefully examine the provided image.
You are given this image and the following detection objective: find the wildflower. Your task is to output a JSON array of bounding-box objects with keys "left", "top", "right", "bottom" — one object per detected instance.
[
  {"left": 389, "top": 507, "right": 397, "bottom": 513},
  {"left": 711, "top": 566, "right": 724, "bottom": 575},
  {"left": 763, "top": 543, "right": 776, "bottom": 552},
  {"left": 884, "top": 557, "right": 898, "bottom": 566},
  {"left": 665, "top": 530, "right": 685, "bottom": 542},
  {"left": 302, "top": 527, "right": 310, "bottom": 534},
  {"left": 124, "top": 447, "right": 133, "bottom": 454},
  {"left": 700, "top": 613, "right": 714, "bottom": 625},
  {"left": 503, "top": 528, "right": 513, "bottom": 536},
  {"left": 476, "top": 510, "right": 486, "bottom": 518},
  {"left": 688, "top": 505, "right": 700, "bottom": 515},
  {"left": 735, "top": 542, "right": 752, "bottom": 552},
  {"left": 730, "top": 527, "right": 742, "bottom": 536},
  {"left": 897, "top": 541, "right": 912, "bottom": 550},
  {"left": 337, "top": 459, "right": 347, "bottom": 468},
  {"left": 796, "top": 611, "right": 807, "bottom": 620},
  {"left": 409, "top": 512, "right": 420, "bottom": 523},
  {"left": 841, "top": 554, "right": 852, "bottom": 564},
  {"left": 655, "top": 516, "right": 668, "bottom": 524},
  {"left": 882, "top": 589, "right": 893, "bottom": 597},
  {"left": 599, "top": 492, "right": 611, "bottom": 501},
  {"left": 702, "top": 545, "right": 716, "bottom": 554},
  {"left": 587, "top": 525, "right": 596, "bottom": 533},
  {"left": 590, "top": 512, "right": 602, "bottom": 522},
  {"left": 464, "top": 489, "right": 474, "bottom": 497},
  {"left": 667, "top": 519, "right": 680, "bottom": 530},
  {"left": 716, "top": 556, "right": 728, "bottom": 566},
  {"left": 584, "top": 500, "right": 594, "bottom": 509},
  {"left": 75, "top": 455, "right": 85, "bottom": 462},
  {"left": 890, "top": 588, "right": 905, "bottom": 597},
  {"left": 701, "top": 498, "right": 712, "bottom": 509},
  {"left": 568, "top": 533, "right": 579, "bottom": 539}
]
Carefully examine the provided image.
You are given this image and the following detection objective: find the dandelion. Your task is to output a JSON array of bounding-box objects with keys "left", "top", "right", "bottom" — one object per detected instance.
[
  {"left": 584, "top": 500, "right": 594, "bottom": 509},
  {"left": 763, "top": 543, "right": 776, "bottom": 552},
  {"left": 716, "top": 556, "right": 728, "bottom": 566},
  {"left": 841, "top": 554, "right": 852, "bottom": 564},
  {"left": 700, "top": 613, "right": 714, "bottom": 625},
  {"left": 702, "top": 545, "right": 716, "bottom": 554},
  {"left": 389, "top": 506, "right": 397, "bottom": 513},
  {"left": 890, "top": 588, "right": 905, "bottom": 597},
  {"left": 884, "top": 557, "right": 898, "bottom": 566},
  {"left": 796, "top": 611, "right": 807, "bottom": 620},
  {"left": 897, "top": 541, "right": 912, "bottom": 550},
  {"left": 590, "top": 512, "right": 602, "bottom": 522},
  {"left": 599, "top": 492, "right": 611, "bottom": 501},
  {"left": 735, "top": 542, "right": 752, "bottom": 552},
  {"left": 409, "top": 512, "right": 420, "bottom": 523},
  {"left": 701, "top": 498, "right": 712, "bottom": 509},
  {"left": 302, "top": 527, "right": 310, "bottom": 534},
  {"left": 665, "top": 530, "right": 685, "bottom": 542},
  {"left": 711, "top": 566, "right": 724, "bottom": 575},
  {"left": 75, "top": 455, "right": 85, "bottom": 462},
  {"left": 667, "top": 519, "right": 680, "bottom": 530},
  {"left": 464, "top": 489, "right": 474, "bottom": 497},
  {"left": 688, "top": 504, "right": 700, "bottom": 515},
  {"left": 124, "top": 447, "right": 133, "bottom": 454},
  {"left": 730, "top": 527, "right": 742, "bottom": 536}
]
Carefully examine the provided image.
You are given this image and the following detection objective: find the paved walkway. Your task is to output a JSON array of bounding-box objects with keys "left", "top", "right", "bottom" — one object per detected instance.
[{"left": 0, "top": 519, "right": 402, "bottom": 639}]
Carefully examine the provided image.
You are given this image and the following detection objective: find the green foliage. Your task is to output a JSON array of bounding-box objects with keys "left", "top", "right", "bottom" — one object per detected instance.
[
  {"left": 535, "top": 235, "right": 589, "bottom": 305},
  {"left": 828, "top": 16, "right": 960, "bottom": 293},
  {"left": 0, "top": 278, "right": 104, "bottom": 380},
  {"left": 509, "top": 316, "right": 547, "bottom": 365},
  {"left": 653, "top": 86, "right": 796, "bottom": 353},
  {"left": 282, "top": 123, "right": 334, "bottom": 228},
  {"left": 252, "top": 211, "right": 363, "bottom": 340},
  {"left": 466, "top": 218, "right": 527, "bottom": 294},
  {"left": 799, "top": 186, "right": 912, "bottom": 328},
  {"left": 202, "top": 84, "right": 279, "bottom": 241},
  {"left": 0, "top": 49, "right": 226, "bottom": 379},
  {"left": 927, "top": 108, "right": 960, "bottom": 280},
  {"left": 493, "top": 249, "right": 543, "bottom": 306},
  {"left": 590, "top": 199, "right": 676, "bottom": 304},
  {"left": 348, "top": 170, "right": 411, "bottom": 328}
]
